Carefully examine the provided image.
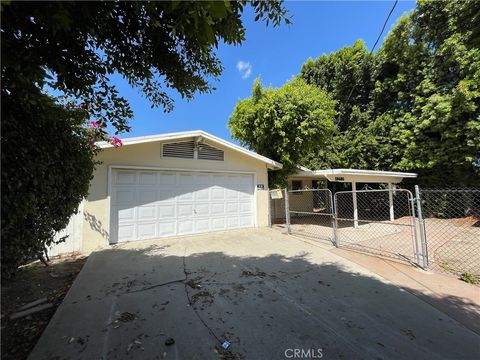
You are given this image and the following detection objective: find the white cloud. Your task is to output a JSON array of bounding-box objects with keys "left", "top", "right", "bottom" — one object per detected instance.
[{"left": 236, "top": 60, "right": 252, "bottom": 79}]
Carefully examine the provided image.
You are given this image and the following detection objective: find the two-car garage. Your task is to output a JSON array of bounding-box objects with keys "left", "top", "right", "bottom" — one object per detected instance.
[
  {"left": 110, "top": 168, "right": 256, "bottom": 243},
  {"left": 78, "top": 130, "right": 282, "bottom": 252}
]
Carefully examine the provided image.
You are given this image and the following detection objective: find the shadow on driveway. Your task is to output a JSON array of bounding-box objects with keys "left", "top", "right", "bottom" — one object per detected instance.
[{"left": 29, "top": 230, "right": 480, "bottom": 359}]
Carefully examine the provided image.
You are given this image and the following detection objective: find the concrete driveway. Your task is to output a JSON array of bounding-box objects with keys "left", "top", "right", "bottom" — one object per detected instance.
[{"left": 29, "top": 228, "right": 479, "bottom": 359}]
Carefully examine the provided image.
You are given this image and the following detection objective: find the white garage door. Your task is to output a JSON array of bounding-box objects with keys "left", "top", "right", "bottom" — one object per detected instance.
[{"left": 110, "top": 169, "right": 255, "bottom": 243}]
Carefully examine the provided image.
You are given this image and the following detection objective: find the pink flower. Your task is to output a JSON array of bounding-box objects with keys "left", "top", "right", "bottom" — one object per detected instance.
[
  {"left": 90, "top": 120, "right": 101, "bottom": 128},
  {"left": 109, "top": 136, "right": 123, "bottom": 148}
]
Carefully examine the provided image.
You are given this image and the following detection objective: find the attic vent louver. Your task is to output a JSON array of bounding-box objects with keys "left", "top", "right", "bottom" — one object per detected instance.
[
  {"left": 198, "top": 143, "right": 224, "bottom": 161},
  {"left": 162, "top": 141, "right": 195, "bottom": 159}
]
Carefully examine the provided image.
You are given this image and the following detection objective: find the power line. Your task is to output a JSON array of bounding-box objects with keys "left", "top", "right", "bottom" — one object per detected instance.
[{"left": 340, "top": 0, "right": 399, "bottom": 120}]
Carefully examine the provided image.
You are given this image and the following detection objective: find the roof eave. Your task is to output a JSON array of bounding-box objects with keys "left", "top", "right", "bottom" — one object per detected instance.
[{"left": 96, "top": 130, "right": 283, "bottom": 170}]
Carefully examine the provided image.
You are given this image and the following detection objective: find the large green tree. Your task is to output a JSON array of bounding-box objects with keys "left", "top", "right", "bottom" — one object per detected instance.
[
  {"left": 1, "top": 1, "right": 290, "bottom": 275},
  {"left": 299, "top": 0, "right": 480, "bottom": 186},
  {"left": 2, "top": 1, "right": 290, "bottom": 132},
  {"left": 300, "top": 40, "right": 377, "bottom": 169},
  {"left": 228, "top": 78, "right": 337, "bottom": 185}
]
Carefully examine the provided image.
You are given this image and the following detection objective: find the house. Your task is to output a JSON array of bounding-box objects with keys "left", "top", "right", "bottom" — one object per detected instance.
[
  {"left": 49, "top": 130, "right": 416, "bottom": 256},
  {"left": 65, "top": 130, "right": 281, "bottom": 254}
]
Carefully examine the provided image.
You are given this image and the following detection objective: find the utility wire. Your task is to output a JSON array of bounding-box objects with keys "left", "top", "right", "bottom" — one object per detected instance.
[{"left": 340, "top": 0, "right": 399, "bottom": 119}]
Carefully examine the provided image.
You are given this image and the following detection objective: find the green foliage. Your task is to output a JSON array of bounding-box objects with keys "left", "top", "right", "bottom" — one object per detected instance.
[
  {"left": 460, "top": 272, "right": 478, "bottom": 285},
  {"left": 299, "top": 0, "right": 480, "bottom": 186},
  {"left": 1, "top": 1, "right": 290, "bottom": 133},
  {"left": 0, "top": 1, "right": 289, "bottom": 276},
  {"left": 1, "top": 90, "right": 97, "bottom": 278},
  {"left": 228, "top": 78, "right": 337, "bottom": 186}
]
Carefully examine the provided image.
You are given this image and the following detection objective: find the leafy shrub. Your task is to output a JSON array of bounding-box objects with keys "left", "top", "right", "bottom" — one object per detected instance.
[{"left": 1, "top": 92, "right": 97, "bottom": 278}]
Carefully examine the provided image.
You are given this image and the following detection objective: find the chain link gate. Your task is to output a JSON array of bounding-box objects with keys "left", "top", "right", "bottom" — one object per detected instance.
[
  {"left": 270, "top": 186, "right": 479, "bottom": 275},
  {"left": 333, "top": 189, "right": 424, "bottom": 265},
  {"left": 286, "top": 189, "right": 336, "bottom": 244}
]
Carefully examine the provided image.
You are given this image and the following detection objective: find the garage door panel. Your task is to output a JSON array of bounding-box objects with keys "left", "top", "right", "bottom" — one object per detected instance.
[
  {"left": 158, "top": 221, "right": 176, "bottom": 237},
  {"left": 212, "top": 175, "right": 229, "bottom": 186},
  {"left": 211, "top": 203, "right": 225, "bottom": 215},
  {"left": 212, "top": 217, "right": 226, "bottom": 230},
  {"left": 115, "top": 171, "right": 137, "bottom": 185},
  {"left": 239, "top": 190, "right": 253, "bottom": 199},
  {"left": 139, "top": 172, "right": 157, "bottom": 185},
  {"left": 179, "top": 174, "right": 195, "bottom": 185},
  {"left": 226, "top": 189, "right": 239, "bottom": 200},
  {"left": 177, "top": 191, "right": 194, "bottom": 202},
  {"left": 195, "top": 218, "right": 210, "bottom": 232},
  {"left": 118, "top": 224, "right": 135, "bottom": 242},
  {"left": 137, "top": 223, "right": 156, "bottom": 239},
  {"left": 111, "top": 169, "right": 254, "bottom": 243},
  {"left": 137, "top": 205, "right": 156, "bottom": 220},
  {"left": 114, "top": 189, "right": 135, "bottom": 204},
  {"left": 195, "top": 203, "right": 210, "bottom": 216},
  {"left": 157, "top": 189, "right": 176, "bottom": 203},
  {"left": 226, "top": 202, "right": 239, "bottom": 213},
  {"left": 239, "top": 202, "right": 253, "bottom": 213},
  {"left": 178, "top": 204, "right": 193, "bottom": 217},
  {"left": 158, "top": 204, "right": 176, "bottom": 218},
  {"left": 227, "top": 217, "right": 239, "bottom": 228},
  {"left": 239, "top": 215, "right": 253, "bottom": 227},
  {"left": 211, "top": 188, "right": 225, "bottom": 200},
  {"left": 116, "top": 207, "right": 135, "bottom": 222},
  {"left": 196, "top": 174, "right": 211, "bottom": 185},
  {"left": 159, "top": 173, "right": 176, "bottom": 185},
  {"left": 138, "top": 189, "right": 157, "bottom": 204},
  {"left": 195, "top": 188, "right": 210, "bottom": 201},
  {"left": 177, "top": 219, "right": 194, "bottom": 234}
]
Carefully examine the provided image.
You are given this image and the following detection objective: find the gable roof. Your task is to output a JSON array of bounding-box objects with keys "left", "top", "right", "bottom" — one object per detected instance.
[{"left": 96, "top": 130, "right": 282, "bottom": 169}]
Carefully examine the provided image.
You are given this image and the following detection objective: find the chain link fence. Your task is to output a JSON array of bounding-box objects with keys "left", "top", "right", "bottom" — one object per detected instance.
[
  {"left": 419, "top": 188, "right": 480, "bottom": 282},
  {"left": 334, "top": 189, "right": 420, "bottom": 264},
  {"left": 269, "top": 186, "right": 479, "bottom": 282},
  {"left": 288, "top": 189, "right": 335, "bottom": 243}
]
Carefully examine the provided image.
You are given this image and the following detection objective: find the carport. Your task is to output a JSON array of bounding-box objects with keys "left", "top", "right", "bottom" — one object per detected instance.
[{"left": 288, "top": 168, "right": 417, "bottom": 227}]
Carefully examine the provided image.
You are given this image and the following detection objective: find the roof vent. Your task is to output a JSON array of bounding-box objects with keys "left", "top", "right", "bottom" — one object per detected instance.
[
  {"left": 162, "top": 141, "right": 195, "bottom": 159},
  {"left": 197, "top": 143, "right": 224, "bottom": 161}
]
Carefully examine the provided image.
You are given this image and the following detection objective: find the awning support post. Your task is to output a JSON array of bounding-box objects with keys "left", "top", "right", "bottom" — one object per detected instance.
[
  {"left": 352, "top": 181, "right": 358, "bottom": 228},
  {"left": 388, "top": 182, "right": 394, "bottom": 221}
]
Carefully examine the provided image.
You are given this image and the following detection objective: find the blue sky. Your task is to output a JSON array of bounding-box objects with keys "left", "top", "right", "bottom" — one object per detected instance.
[{"left": 113, "top": 0, "right": 415, "bottom": 142}]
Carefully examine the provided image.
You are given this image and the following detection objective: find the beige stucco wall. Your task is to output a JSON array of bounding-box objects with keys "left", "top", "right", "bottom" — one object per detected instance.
[{"left": 81, "top": 140, "right": 270, "bottom": 253}]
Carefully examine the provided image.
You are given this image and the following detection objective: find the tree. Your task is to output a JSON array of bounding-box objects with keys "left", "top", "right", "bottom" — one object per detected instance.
[
  {"left": 299, "top": 0, "right": 480, "bottom": 186},
  {"left": 300, "top": 40, "right": 376, "bottom": 169},
  {"left": 1, "top": 93, "right": 97, "bottom": 278},
  {"left": 371, "top": 0, "right": 480, "bottom": 185},
  {"left": 228, "top": 78, "right": 337, "bottom": 185},
  {"left": 1, "top": 1, "right": 290, "bottom": 132},
  {"left": 1, "top": 1, "right": 290, "bottom": 275}
]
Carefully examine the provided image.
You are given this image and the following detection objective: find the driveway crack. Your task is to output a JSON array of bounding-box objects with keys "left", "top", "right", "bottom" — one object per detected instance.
[{"left": 182, "top": 247, "right": 223, "bottom": 346}]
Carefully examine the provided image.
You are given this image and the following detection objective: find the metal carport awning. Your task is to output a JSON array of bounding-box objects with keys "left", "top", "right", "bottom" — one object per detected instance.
[{"left": 290, "top": 168, "right": 418, "bottom": 228}]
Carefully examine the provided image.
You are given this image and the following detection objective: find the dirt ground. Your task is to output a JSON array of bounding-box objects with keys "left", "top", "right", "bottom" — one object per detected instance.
[
  {"left": 274, "top": 214, "right": 480, "bottom": 282},
  {"left": 1, "top": 256, "right": 87, "bottom": 360}
]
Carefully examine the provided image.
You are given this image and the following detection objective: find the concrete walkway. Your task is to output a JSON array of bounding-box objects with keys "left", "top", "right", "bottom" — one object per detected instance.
[{"left": 29, "top": 228, "right": 480, "bottom": 359}]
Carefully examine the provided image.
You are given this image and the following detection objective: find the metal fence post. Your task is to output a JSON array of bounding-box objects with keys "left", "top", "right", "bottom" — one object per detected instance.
[
  {"left": 284, "top": 188, "right": 292, "bottom": 234},
  {"left": 268, "top": 190, "right": 272, "bottom": 228},
  {"left": 330, "top": 190, "right": 338, "bottom": 247},
  {"left": 415, "top": 185, "right": 429, "bottom": 270}
]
